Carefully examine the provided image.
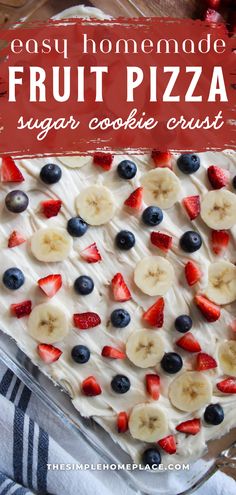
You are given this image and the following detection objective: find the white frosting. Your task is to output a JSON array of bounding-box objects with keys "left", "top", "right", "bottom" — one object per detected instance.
[{"left": 0, "top": 150, "right": 236, "bottom": 466}]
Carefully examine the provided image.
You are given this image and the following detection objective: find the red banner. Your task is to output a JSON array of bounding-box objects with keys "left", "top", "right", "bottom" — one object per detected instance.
[{"left": 0, "top": 17, "right": 235, "bottom": 157}]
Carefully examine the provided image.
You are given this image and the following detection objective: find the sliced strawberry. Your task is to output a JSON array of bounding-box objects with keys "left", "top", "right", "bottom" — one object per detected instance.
[
  {"left": 182, "top": 195, "right": 201, "bottom": 220},
  {"left": 176, "top": 332, "right": 201, "bottom": 353},
  {"left": 196, "top": 352, "right": 217, "bottom": 371},
  {"left": 124, "top": 187, "right": 143, "bottom": 211},
  {"left": 41, "top": 199, "right": 62, "bottom": 219},
  {"left": 10, "top": 300, "right": 32, "bottom": 318},
  {"left": 38, "top": 274, "right": 62, "bottom": 298},
  {"left": 93, "top": 152, "right": 113, "bottom": 171},
  {"left": 217, "top": 377, "right": 236, "bottom": 394},
  {"left": 150, "top": 232, "right": 173, "bottom": 253},
  {"left": 111, "top": 273, "right": 131, "bottom": 302},
  {"left": 145, "top": 374, "right": 160, "bottom": 400},
  {"left": 195, "top": 294, "right": 220, "bottom": 322},
  {"left": 230, "top": 320, "right": 236, "bottom": 333},
  {"left": 158, "top": 435, "right": 177, "bottom": 455},
  {"left": 8, "top": 230, "right": 26, "bottom": 248},
  {"left": 207, "top": 165, "right": 229, "bottom": 189},
  {"left": 211, "top": 230, "right": 229, "bottom": 255},
  {"left": 176, "top": 418, "right": 201, "bottom": 435},
  {"left": 101, "top": 346, "right": 126, "bottom": 359},
  {"left": 185, "top": 261, "right": 202, "bottom": 286},
  {"left": 37, "top": 343, "right": 62, "bottom": 364},
  {"left": 143, "top": 297, "right": 164, "bottom": 328},
  {"left": 204, "top": 8, "right": 224, "bottom": 24},
  {"left": 73, "top": 312, "right": 101, "bottom": 329},
  {"left": 80, "top": 242, "right": 102, "bottom": 263},
  {"left": 207, "top": 0, "right": 221, "bottom": 9},
  {"left": 151, "top": 150, "right": 172, "bottom": 169},
  {"left": 1, "top": 156, "right": 24, "bottom": 182},
  {"left": 117, "top": 411, "right": 129, "bottom": 433},
  {"left": 82, "top": 376, "right": 102, "bottom": 396}
]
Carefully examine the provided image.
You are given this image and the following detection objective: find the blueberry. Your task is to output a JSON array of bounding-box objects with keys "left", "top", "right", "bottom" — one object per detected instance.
[
  {"left": 142, "top": 206, "right": 163, "bottom": 226},
  {"left": 67, "top": 216, "right": 88, "bottom": 237},
  {"left": 177, "top": 154, "right": 200, "bottom": 174},
  {"left": 180, "top": 231, "right": 202, "bottom": 253},
  {"left": 74, "top": 276, "right": 94, "bottom": 295},
  {"left": 204, "top": 403, "right": 224, "bottom": 425},
  {"left": 3, "top": 267, "right": 25, "bottom": 290},
  {"left": 142, "top": 447, "right": 161, "bottom": 468},
  {"left": 115, "top": 230, "right": 135, "bottom": 250},
  {"left": 111, "top": 374, "right": 130, "bottom": 394},
  {"left": 40, "top": 163, "right": 62, "bottom": 184},
  {"left": 5, "top": 190, "right": 29, "bottom": 213},
  {"left": 111, "top": 309, "right": 130, "bottom": 328},
  {"left": 71, "top": 345, "right": 90, "bottom": 364},
  {"left": 175, "top": 315, "right": 192, "bottom": 333},
  {"left": 233, "top": 176, "right": 236, "bottom": 189},
  {"left": 161, "top": 352, "right": 183, "bottom": 374},
  {"left": 117, "top": 160, "right": 137, "bottom": 179}
]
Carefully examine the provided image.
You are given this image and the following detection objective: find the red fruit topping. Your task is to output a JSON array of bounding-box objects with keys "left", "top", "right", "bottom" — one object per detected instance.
[
  {"left": 37, "top": 343, "right": 62, "bottom": 364},
  {"left": 10, "top": 300, "right": 32, "bottom": 318},
  {"left": 207, "top": 165, "right": 229, "bottom": 189},
  {"left": 145, "top": 374, "right": 160, "bottom": 400},
  {"left": 230, "top": 320, "right": 236, "bottom": 333},
  {"left": 8, "top": 230, "right": 26, "bottom": 248},
  {"left": 101, "top": 346, "right": 126, "bottom": 359},
  {"left": 124, "top": 187, "right": 143, "bottom": 211},
  {"left": 73, "top": 312, "right": 101, "bottom": 329},
  {"left": 111, "top": 273, "right": 131, "bottom": 302},
  {"left": 176, "top": 418, "right": 201, "bottom": 435},
  {"left": 117, "top": 411, "right": 129, "bottom": 433},
  {"left": 38, "top": 274, "right": 62, "bottom": 298},
  {"left": 204, "top": 8, "right": 224, "bottom": 24},
  {"left": 182, "top": 195, "right": 201, "bottom": 220},
  {"left": 217, "top": 377, "right": 236, "bottom": 394},
  {"left": 1, "top": 156, "right": 24, "bottom": 182},
  {"left": 211, "top": 230, "right": 229, "bottom": 255},
  {"left": 143, "top": 297, "right": 165, "bottom": 328},
  {"left": 151, "top": 150, "right": 172, "bottom": 169},
  {"left": 82, "top": 376, "right": 102, "bottom": 396},
  {"left": 41, "top": 199, "right": 62, "bottom": 218},
  {"left": 80, "top": 242, "right": 102, "bottom": 263},
  {"left": 194, "top": 294, "right": 220, "bottom": 322},
  {"left": 196, "top": 352, "right": 217, "bottom": 371},
  {"left": 207, "top": 0, "right": 221, "bottom": 9},
  {"left": 185, "top": 261, "right": 202, "bottom": 286},
  {"left": 176, "top": 332, "right": 201, "bottom": 353},
  {"left": 158, "top": 435, "right": 177, "bottom": 454},
  {"left": 150, "top": 232, "right": 173, "bottom": 253},
  {"left": 93, "top": 152, "right": 113, "bottom": 171}
]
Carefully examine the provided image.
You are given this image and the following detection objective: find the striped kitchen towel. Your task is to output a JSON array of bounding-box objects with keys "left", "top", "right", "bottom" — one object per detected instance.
[
  {"left": 0, "top": 362, "right": 235, "bottom": 495},
  {"left": 0, "top": 364, "right": 119, "bottom": 495}
]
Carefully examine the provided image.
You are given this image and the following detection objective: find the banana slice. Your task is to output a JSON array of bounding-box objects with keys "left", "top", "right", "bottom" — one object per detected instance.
[
  {"left": 201, "top": 190, "right": 236, "bottom": 229},
  {"left": 169, "top": 371, "right": 212, "bottom": 412},
  {"left": 218, "top": 341, "right": 236, "bottom": 377},
  {"left": 75, "top": 185, "right": 116, "bottom": 225},
  {"left": 205, "top": 261, "right": 236, "bottom": 305},
  {"left": 129, "top": 403, "right": 168, "bottom": 442},
  {"left": 134, "top": 256, "right": 174, "bottom": 296},
  {"left": 28, "top": 303, "right": 68, "bottom": 344},
  {"left": 141, "top": 168, "right": 181, "bottom": 209},
  {"left": 31, "top": 227, "right": 72, "bottom": 262},
  {"left": 58, "top": 156, "right": 91, "bottom": 169},
  {"left": 126, "top": 329, "right": 165, "bottom": 368}
]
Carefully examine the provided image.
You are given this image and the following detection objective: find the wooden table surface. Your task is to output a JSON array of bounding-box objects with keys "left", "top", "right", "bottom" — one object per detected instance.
[{"left": 0, "top": 0, "right": 205, "bottom": 26}]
